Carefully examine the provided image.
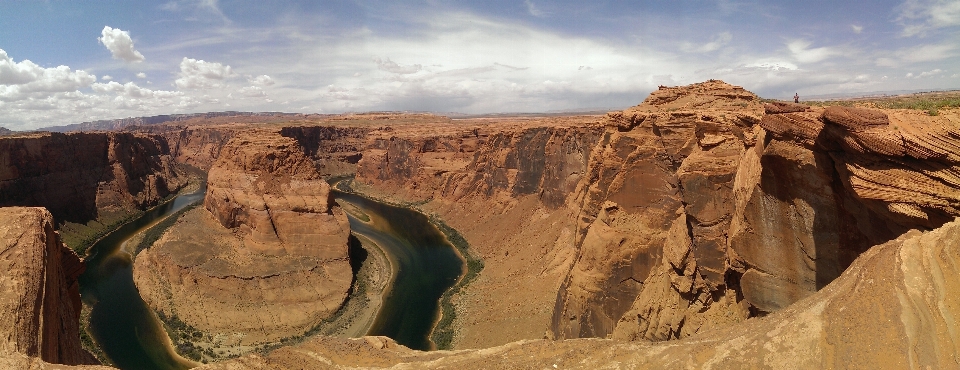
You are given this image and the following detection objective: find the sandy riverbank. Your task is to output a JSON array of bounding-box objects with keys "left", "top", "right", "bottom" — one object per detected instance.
[{"left": 307, "top": 228, "right": 393, "bottom": 339}]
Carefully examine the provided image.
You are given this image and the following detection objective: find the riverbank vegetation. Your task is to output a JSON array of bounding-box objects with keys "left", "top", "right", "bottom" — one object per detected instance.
[{"left": 79, "top": 305, "right": 111, "bottom": 366}]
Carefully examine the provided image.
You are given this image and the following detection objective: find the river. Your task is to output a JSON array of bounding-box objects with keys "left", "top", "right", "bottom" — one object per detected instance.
[
  {"left": 333, "top": 190, "right": 464, "bottom": 351},
  {"left": 78, "top": 186, "right": 205, "bottom": 370},
  {"left": 78, "top": 186, "right": 464, "bottom": 369}
]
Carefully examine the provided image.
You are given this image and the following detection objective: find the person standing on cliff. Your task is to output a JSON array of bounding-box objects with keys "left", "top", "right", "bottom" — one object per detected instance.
[{"left": 794, "top": 93, "right": 800, "bottom": 103}]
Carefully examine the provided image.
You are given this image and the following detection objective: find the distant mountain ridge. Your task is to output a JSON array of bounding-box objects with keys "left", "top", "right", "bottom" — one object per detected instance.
[
  {"left": 40, "top": 111, "right": 305, "bottom": 132},
  {"left": 0, "top": 127, "right": 13, "bottom": 136}
]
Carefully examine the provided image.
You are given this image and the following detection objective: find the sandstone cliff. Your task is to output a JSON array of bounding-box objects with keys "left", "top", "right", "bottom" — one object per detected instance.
[
  {"left": 343, "top": 81, "right": 960, "bottom": 346},
  {"left": 553, "top": 83, "right": 960, "bottom": 343},
  {"left": 194, "top": 218, "right": 960, "bottom": 369},
  {"left": 352, "top": 117, "right": 604, "bottom": 348},
  {"left": 130, "top": 123, "right": 370, "bottom": 174},
  {"left": 134, "top": 130, "right": 352, "bottom": 349},
  {"left": 0, "top": 207, "right": 99, "bottom": 365},
  {"left": 356, "top": 119, "right": 601, "bottom": 209},
  {"left": 0, "top": 132, "right": 186, "bottom": 251},
  {"left": 549, "top": 80, "right": 764, "bottom": 340}
]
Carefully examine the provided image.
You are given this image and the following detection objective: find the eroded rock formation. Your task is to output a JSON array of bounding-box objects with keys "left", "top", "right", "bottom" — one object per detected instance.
[
  {"left": 600, "top": 91, "right": 960, "bottom": 344},
  {"left": 134, "top": 130, "right": 352, "bottom": 347},
  {"left": 119, "top": 85, "right": 960, "bottom": 352},
  {"left": 357, "top": 120, "right": 602, "bottom": 209},
  {"left": 550, "top": 80, "right": 765, "bottom": 340},
  {"left": 0, "top": 207, "right": 99, "bottom": 365}
]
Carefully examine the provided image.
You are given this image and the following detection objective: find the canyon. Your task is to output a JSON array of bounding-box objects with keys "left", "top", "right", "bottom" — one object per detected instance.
[
  {"left": 0, "top": 131, "right": 188, "bottom": 252},
  {"left": 1, "top": 80, "right": 960, "bottom": 368}
]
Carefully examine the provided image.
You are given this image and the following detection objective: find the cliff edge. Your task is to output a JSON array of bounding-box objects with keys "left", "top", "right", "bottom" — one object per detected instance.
[{"left": 0, "top": 207, "right": 100, "bottom": 366}]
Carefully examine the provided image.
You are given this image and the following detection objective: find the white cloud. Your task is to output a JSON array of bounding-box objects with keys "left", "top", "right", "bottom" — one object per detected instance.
[
  {"left": 525, "top": 0, "right": 545, "bottom": 17},
  {"left": 787, "top": 40, "right": 840, "bottom": 63},
  {"left": 374, "top": 57, "right": 423, "bottom": 74},
  {"left": 101, "top": 75, "right": 113, "bottom": 81},
  {"left": 91, "top": 81, "right": 182, "bottom": 98},
  {"left": 159, "top": 0, "right": 231, "bottom": 24},
  {"left": 909, "top": 68, "right": 944, "bottom": 78},
  {"left": 137, "top": 72, "right": 147, "bottom": 79},
  {"left": 6, "top": 4, "right": 960, "bottom": 129},
  {"left": 897, "top": 0, "right": 960, "bottom": 36},
  {"left": 247, "top": 74, "right": 275, "bottom": 86},
  {"left": 174, "top": 57, "right": 234, "bottom": 89},
  {"left": 742, "top": 60, "right": 799, "bottom": 71},
  {"left": 851, "top": 24, "right": 863, "bottom": 34},
  {"left": 98, "top": 26, "right": 146, "bottom": 63},
  {"left": 237, "top": 85, "right": 265, "bottom": 97},
  {"left": 0, "top": 49, "right": 96, "bottom": 102},
  {"left": 875, "top": 42, "right": 957, "bottom": 67},
  {"left": 0, "top": 50, "right": 219, "bottom": 130},
  {"left": 681, "top": 32, "right": 732, "bottom": 53}
]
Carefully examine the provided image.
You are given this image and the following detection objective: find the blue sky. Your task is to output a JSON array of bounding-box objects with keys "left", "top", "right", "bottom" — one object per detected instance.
[{"left": 1, "top": 0, "right": 958, "bottom": 130}]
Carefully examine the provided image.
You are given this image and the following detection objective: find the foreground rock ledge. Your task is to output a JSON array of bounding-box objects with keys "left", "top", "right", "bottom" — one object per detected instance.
[{"left": 134, "top": 131, "right": 352, "bottom": 349}]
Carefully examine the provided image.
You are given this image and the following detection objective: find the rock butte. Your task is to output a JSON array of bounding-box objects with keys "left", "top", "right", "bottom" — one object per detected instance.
[
  {"left": 1, "top": 80, "right": 960, "bottom": 368},
  {"left": 134, "top": 130, "right": 353, "bottom": 348}
]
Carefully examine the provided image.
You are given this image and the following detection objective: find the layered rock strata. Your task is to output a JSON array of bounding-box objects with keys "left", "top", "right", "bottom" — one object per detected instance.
[
  {"left": 134, "top": 131, "right": 352, "bottom": 347},
  {"left": 131, "top": 124, "right": 371, "bottom": 174},
  {"left": 353, "top": 117, "right": 604, "bottom": 348},
  {"left": 196, "top": 218, "right": 960, "bottom": 369},
  {"left": 0, "top": 207, "right": 99, "bottom": 365},
  {"left": 605, "top": 91, "right": 960, "bottom": 343},
  {"left": 0, "top": 132, "right": 185, "bottom": 225},
  {"left": 357, "top": 119, "right": 602, "bottom": 208}
]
